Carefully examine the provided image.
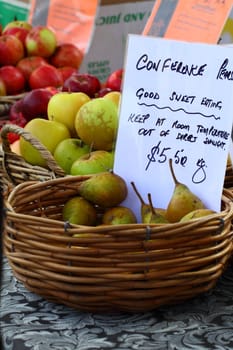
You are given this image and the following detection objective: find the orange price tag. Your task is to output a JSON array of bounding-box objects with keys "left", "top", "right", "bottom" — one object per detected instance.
[
  {"left": 143, "top": 0, "right": 233, "bottom": 44},
  {"left": 29, "top": 0, "right": 99, "bottom": 53}
]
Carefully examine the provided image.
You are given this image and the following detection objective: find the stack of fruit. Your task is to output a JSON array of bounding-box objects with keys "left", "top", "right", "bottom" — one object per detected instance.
[
  {"left": 0, "top": 19, "right": 84, "bottom": 95},
  {"left": 0, "top": 19, "right": 123, "bottom": 144}
]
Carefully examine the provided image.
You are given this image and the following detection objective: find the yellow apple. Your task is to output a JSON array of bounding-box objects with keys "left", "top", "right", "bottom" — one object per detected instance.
[
  {"left": 103, "top": 91, "right": 121, "bottom": 108},
  {"left": 47, "top": 91, "right": 90, "bottom": 136},
  {"left": 75, "top": 97, "right": 118, "bottom": 151},
  {"left": 53, "top": 137, "right": 90, "bottom": 174},
  {"left": 20, "top": 118, "right": 71, "bottom": 167}
]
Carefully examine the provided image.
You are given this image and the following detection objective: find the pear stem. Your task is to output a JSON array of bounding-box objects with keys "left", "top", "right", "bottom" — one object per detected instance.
[
  {"left": 131, "top": 181, "right": 145, "bottom": 205},
  {"left": 147, "top": 193, "right": 155, "bottom": 215},
  {"left": 169, "top": 158, "right": 179, "bottom": 185}
]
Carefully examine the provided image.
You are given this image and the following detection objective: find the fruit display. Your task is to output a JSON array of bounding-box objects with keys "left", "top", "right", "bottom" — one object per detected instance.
[
  {"left": 0, "top": 20, "right": 84, "bottom": 93},
  {"left": 0, "top": 20, "right": 216, "bottom": 229},
  {"left": 0, "top": 19, "right": 123, "bottom": 144}
]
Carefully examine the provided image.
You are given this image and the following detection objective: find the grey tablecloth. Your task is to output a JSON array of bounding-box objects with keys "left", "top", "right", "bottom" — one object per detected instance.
[{"left": 1, "top": 257, "right": 233, "bottom": 350}]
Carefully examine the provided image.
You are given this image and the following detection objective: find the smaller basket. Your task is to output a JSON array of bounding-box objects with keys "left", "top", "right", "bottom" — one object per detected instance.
[
  {"left": 4, "top": 175, "right": 233, "bottom": 313},
  {"left": 0, "top": 94, "right": 26, "bottom": 118},
  {"left": 224, "top": 163, "right": 233, "bottom": 188},
  {"left": 0, "top": 123, "right": 65, "bottom": 195}
]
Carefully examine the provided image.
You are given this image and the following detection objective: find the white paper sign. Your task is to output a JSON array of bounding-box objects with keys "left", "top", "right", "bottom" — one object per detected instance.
[{"left": 114, "top": 34, "right": 233, "bottom": 221}]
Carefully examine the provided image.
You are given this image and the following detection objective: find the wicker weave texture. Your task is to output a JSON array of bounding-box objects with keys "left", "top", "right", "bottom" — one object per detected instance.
[
  {"left": 4, "top": 176, "right": 233, "bottom": 313},
  {"left": 0, "top": 124, "right": 65, "bottom": 192}
]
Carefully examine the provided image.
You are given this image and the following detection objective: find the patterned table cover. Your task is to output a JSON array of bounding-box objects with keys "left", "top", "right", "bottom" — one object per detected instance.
[{"left": 1, "top": 257, "right": 233, "bottom": 350}]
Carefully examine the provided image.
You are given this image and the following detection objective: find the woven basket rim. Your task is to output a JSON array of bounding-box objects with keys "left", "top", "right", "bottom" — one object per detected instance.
[
  {"left": 0, "top": 123, "right": 65, "bottom": 187},
  {"left": 5, "top": 175, "right": 233, "bottom": 232},
  {"left": 4, "top": 176, "right": 233, "bottom": 313}
]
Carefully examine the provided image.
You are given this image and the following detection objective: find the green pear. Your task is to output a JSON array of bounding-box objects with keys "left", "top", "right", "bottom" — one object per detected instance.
[
  {"left": 77, "top": 171, "right": 128, "bottom": 208},
  {"left": 62, "top": 196, "right": 97, "bottom": 226},
  {"left": 180, "top": 208, "right": 216, "bottom": 222},
  {"left": 166, "top": 159, "right": 206, "bottom": 223},
  {"left": 131, "top": 181, "right": 167, "bottom": 223},
  {"left": 131, "top": 181, "right": 151, "bottom": 220},
  {"left": 102, "top": 206, "right": 137, "bottom": 225},
  {"left": 145, "top": 193, "right": 169, "bottom": 224}
]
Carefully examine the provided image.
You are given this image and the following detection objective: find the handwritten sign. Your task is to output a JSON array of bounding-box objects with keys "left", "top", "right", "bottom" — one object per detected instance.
[
  {"left": 143, "top": 0, "right": 233, "bottom": 44},
  {"left": 113, "top": 35, "right": 233, "bottom": 221}
]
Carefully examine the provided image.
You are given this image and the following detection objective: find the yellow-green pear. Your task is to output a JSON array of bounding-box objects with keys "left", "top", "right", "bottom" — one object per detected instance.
[
  {"left": 131, "top": 181, "right": 167, "bottom": 223},
  {"left": 62, "top": 196, "right": 97, "bottom": 226},
  {"left": 146, "top": 193, "right": 169, "bottom": 224},
  {"left": 166, "top": 159, "right": 206, "bottom": 223},
  {"left": 102, "top": 206, "right": 137, "bottom": 225},
  {"left": 180, "top": 208, "right": 216, "bottom": 222},
  {"left": 77, "top": 171, "right": 128, "bottom": 208}
]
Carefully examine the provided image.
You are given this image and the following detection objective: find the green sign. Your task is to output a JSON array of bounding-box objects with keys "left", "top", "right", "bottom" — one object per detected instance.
[{"left": 0, "top": 1, "right": 29, "bottom": 28}]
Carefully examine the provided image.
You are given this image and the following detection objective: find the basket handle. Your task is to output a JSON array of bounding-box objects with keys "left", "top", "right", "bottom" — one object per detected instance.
[{"left": 0, "top": 123, "right": 66, "bottom": 177}]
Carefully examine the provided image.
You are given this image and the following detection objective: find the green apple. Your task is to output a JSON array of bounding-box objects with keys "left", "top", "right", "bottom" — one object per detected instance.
[
  {"left": 53, "top": 138, "right": 90, "bottom": 174},
  {"left": 62, "top": 196, "right": 97, "bottom": 226},
  {"left": 70, "top": 150, "right": 114, "bottom": 176},
  {"left": 47, "top": 91, "right": 90, "bottom": 136},
  {"left": 75, "top": 97, "right": 118, "bottom": 151},
  {"left": 20, "top": 118, "right": 71, "bottom": 167}
]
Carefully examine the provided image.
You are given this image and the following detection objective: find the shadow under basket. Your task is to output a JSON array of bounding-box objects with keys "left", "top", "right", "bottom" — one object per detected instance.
[{"left": 4, "top": 175, "right": 233, "bottom": 313}]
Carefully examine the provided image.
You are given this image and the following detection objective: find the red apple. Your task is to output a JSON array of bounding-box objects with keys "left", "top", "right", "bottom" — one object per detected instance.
[
  {"left": 58, "top": 66, "right": 77, "bottom": 83},
  {"left": 49, "top": 43, "right": 84, "bottom": 69},
  {"left": 20, "top": 87, "right": 57, "bottom": 121},
  {"left": 105, "top": 68, "right": 123, "bottom": 92},
  {"left": 25, "top": 25, "right": 57, "bottom": 58},
  {"left": 16, "top": 56, "right": 48, "bottom": 82},
  {"left": 9, "top": 99, "right": 25, "bottom": 121},
  {"left": 29, "top": 64, "right": 63, "bottom": 90},
  {"left": 6, "top": 100, "right": 27, "bottom": 143},
  {"left": 62, "top": 73, "right": 101, "bottom": 97},
  {"left": 0, "top": 76, "right": 7, "bottom": 96},
  {"left": 0, "top": 34, "right": 24, "bottom": 66},
  {"left": 96, "top": 87, "right": 113, "bottom": 97},
  {"left": 0, "top": 65, "right": 26, "bottom": 95},
  {"left": 2, "top": 26, "right": 30, "bottom": 47}
]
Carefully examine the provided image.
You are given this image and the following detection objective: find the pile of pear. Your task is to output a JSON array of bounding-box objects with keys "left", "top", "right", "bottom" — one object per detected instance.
[
  {"left": 62, "top": 171, "right": 138, "bottom": 226},
  {"left": 62, "top": 159, "right": 216, "bottom": 228},
  {"left": 131, "top": 159, "right": 216, "bottom": 224}
]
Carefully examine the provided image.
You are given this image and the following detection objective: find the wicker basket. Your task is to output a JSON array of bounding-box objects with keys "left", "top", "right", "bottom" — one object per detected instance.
[
  {"left": 0, "top": 123, "right": 65, "bottom": 195},
  {"left": 0, "top": 94, "right": 26, "bottom": 118},
  {"left": 224, "top": 164, "right": 233, "bottom": 188},
  {"left": 4, "top": 175, "right": 233, "bottom": 313}
]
